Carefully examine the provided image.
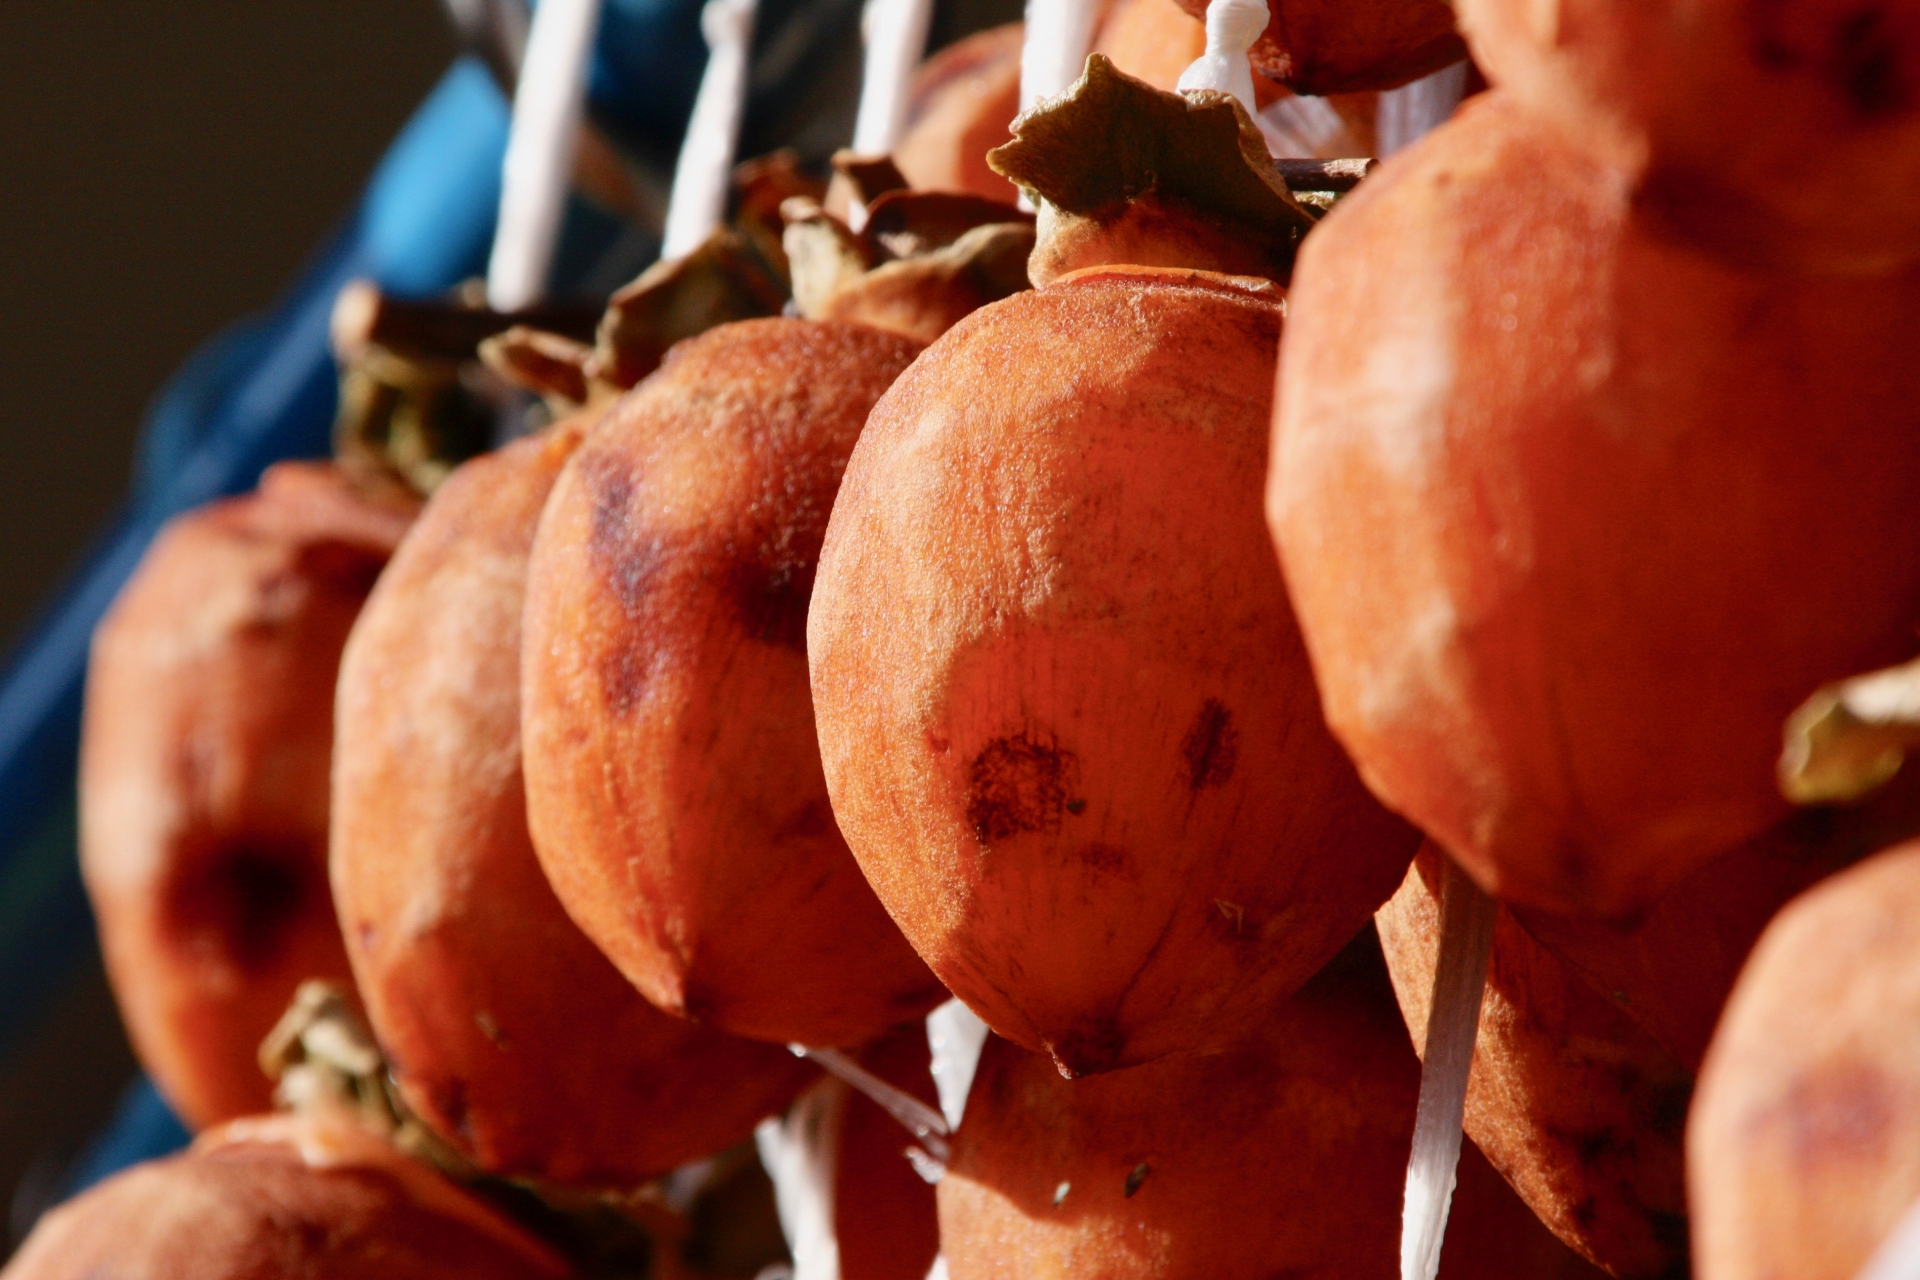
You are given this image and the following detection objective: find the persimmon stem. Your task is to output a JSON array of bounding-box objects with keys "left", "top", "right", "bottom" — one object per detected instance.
[
  {"left": 1274, "top": 158, "right": 1376, "bottom": 192},
  {"left": 329, "top": 279, "right": 599, "bottom": 363},
  {"left": 1401, "top": 857, "right": 1495, "bottom": 1280}
]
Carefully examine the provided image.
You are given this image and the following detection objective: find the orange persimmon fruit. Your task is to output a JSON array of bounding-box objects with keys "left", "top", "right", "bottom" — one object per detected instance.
[
  {"left": 1166, "top": 0, "right": 1465, "bottom": 94},
  {"left": 1270, "top": 89, "right": 1920, "bottom": 918},
  {"left": 1377, "top": 846, "right": 1692, "bottom": 1277},
  {"left": 1456, "top": 0, "right": 1920, "bottom": 272},
  {"left": 522, "top": 319, "right": 948, "bottom": 1048},
  {"left": 331, "top": 419, "right": 815, "bottom": 1186},
  {"left": 937, "top": 932, "right": 1604, "bottom": 1278},
  {"left": 1689, "top": 836, "right": 1920, "bottom": 1280},
  {"left": 809, "top": 62, "right": 1418, "bottom": 1078},
  {"left": 894, "top": 24, "right": 1025, "bottom": 204},
  {"left": 2, "top": 1111, "right": 569, "bottom": 1280},
  {"left": 79, "top": 461, "right": 417, "bottom": 1129}
]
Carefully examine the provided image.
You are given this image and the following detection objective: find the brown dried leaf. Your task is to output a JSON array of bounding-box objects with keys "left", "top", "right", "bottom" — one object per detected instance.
[
  {"left": 988, "top": 54, "right": 1313, "bottom": 283},
  {"left": 587, "top": 229, "right": 787, "bottom": 389}
]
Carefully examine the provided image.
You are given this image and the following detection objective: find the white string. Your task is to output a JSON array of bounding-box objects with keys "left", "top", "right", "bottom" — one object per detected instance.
[
  {"left": 1857, "top": 1195, "right": 1920, "bottom": 1280},
  {"left": 1174, "top": 0, "right": 1267, "bottom": 114},
  {"left": 1013, "top": 0, "right": 1098, "bottom": 210},
  {"left": 1400, "top": 858, "right": 1496, "bottom": 1280},
  {"left": 1375, "top": 60, "right": 1470, "bottom": 157},
  {"left": 1018, "top": 0, "right": 1100, "bottom": 115},
  {"left": 661, "top": 0, "right": 761, "bottom": 260},
  {"left": 789, "top": 1043, "right": 951, "bottom": 1163},
  {"left": 755, "top": 1080, "right": 846, "bottom": 1280},
  {"left": 925, "top": 997, "right": 990, "bottom": 1132},
  {"left": 486, "top": 0, "right": 605, "bottom": 310},
  {"left": 851, "top": 0, "right": 936, "bottom": 155}
]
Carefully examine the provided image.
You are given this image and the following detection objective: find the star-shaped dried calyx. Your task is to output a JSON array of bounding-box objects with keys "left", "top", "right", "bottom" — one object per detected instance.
[
  {"left": 988, "top": 53, "right": 1318, "bottom": 286},
  {"left": 328, "top": 280, "right": 600, "bottom": 496},
  {"left": 781, "top": 185, "right": 1036, "bottom": 344},
  {"left": 585, "top": 231, "right": 790, "bottom": 391},
  {"left": 521, "top": 153, "right": 820, "bottom": 401}
]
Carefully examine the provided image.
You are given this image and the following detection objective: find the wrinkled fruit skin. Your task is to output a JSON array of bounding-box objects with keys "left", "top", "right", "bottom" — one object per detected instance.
[
  {"left": 333, "top": 421, "right": 815, "bottom": 1186},
  {"left": 895, "top": 24, "right": 1023, "bottom": 205},
  {"left": 80, "top": 462, "right": 417, "bottom": 1129},
  {"left": 1457, "top": 0, "right": 1920, "bottom": 273},
  {"left": 1169, "top": 0, "right": 1464, "bottom": 94},
  {"left": 523, "top": 319, "right": 948, "bottom": 1048},
  {"left": 1514, "top": 762, "right": 1920, "bottom": 1073},
  {"left": 1377, "top": 847, "right": 1692, "bottom": 1277},
  {"left": 939, "top": 933, "right": 1604, "bottom": 1279},
  {"left": 2, "top": 1112, "right": 569, "bottom": 1280},
  {"left": 811, "top": 268, "right": 1419, "bottom": 1077},
  {"left": 1271, "top": 90, "right": 1920, "bottom": 919},
  {"left": 1690, "top": 837, "right": 1920, "bottom": 1280}
]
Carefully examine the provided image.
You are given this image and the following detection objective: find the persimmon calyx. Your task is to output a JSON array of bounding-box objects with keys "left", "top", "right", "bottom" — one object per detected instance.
[
  {"left": 782, "top": 185, "right": 1035, "bottom": 338},
  {"left": 987, "top": 53, "right": 1315, "bottom": 285},
  {"left": 260, "top": 981, "right": 475, "bottom": 1177},
  {"left": 588, "top": 228, "right": 789, "bottom": 391},
  {"left": 1780, "top": 654, "right": 1920, "bottom": 804}
]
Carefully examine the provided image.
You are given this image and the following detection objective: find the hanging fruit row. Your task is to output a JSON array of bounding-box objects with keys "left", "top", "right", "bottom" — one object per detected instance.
[{"left": 19, "top": 0, "right": 1920, "bottom": 1274}]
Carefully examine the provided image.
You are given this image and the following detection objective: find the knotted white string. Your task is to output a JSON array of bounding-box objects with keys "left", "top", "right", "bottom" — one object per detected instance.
[{"left": 1175, "top": 0, "right": 1267, "bottom": 115}]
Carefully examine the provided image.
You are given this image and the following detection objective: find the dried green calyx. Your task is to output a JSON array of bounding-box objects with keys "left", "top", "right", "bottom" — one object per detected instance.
[{"left": 988, "top": 53, "right": 1317, "bottom": 285}]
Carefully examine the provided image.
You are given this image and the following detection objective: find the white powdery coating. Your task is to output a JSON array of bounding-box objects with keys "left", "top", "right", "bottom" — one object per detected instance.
[
  {"left": 488, "top": 0, "right": 604, "bottom": 310},
  {"left": 1401, "top": 860, "right": 1496, "bottom": 1280},
  {"left": 661, "top": 0, "right": 760, "bottom": 260}
]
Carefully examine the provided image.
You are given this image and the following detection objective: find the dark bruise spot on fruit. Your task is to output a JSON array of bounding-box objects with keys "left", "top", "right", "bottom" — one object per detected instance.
[
  {"left": 775, "top": 798, "right": 839, "bottom": 842},
  {"left": 725, "top": 552, "right": 815, "bottom": 651},
  {"left": 295, "top": 541, "right": 389, "bottom": 601},
  {"left": 1079, "top": 843, "right": 1130, "bottom": 874},
  {"left": 585, "top": 450, "right": 637, "bottom": 572},
  {"left": 432, "top": 1076, "right": 475, "bottom": 1145},
  {"left": 1648, "top": 1210, "right": 1692, "bottom": 1261},
  {"left": 967, "top": 734, "right": 1076, "bottom": 842},
  {"left": 1124, "top": 1162, "right": 1152, "bottom": 1197},
  {"left": 1782, "top": 1057, "right": 1895, "bottom": 1169},
  {"left": 1749, "top": 0, "right": 1913, "bottom": 117},
  {"left": 599, "top": 643, "right": 649, "bottom": 717},
  {"left": 1180, "top": 698, "right": 1240, "bottom": 790},
  {"left": 1831, "top": 6, "right": 1909, "bottom": 116},
  {"left": 170, "top": 841, "right": 317, "bottom": 973}
]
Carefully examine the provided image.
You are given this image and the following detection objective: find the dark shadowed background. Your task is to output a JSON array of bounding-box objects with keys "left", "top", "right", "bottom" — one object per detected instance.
[{"left": 0, "top": 0, "right": 452, "bottom": 1243}]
